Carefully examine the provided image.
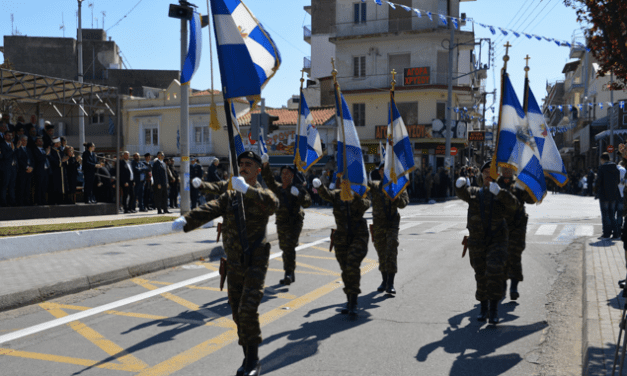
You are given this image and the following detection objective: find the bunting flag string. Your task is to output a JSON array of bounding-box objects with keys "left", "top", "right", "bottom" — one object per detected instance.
[
  {"left": 543, "top": 100, "right": 625, "bottom": 113},
  {"left": 359, "top": 0, "right": 588, "bottom": 50}
]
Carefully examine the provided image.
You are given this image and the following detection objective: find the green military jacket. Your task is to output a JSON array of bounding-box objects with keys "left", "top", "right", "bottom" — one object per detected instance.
[
  {"left": 318, "top": 184, "right": 371, "bottom": 235},
  {"left": 198, "top": 180, "right": 229, "bottom": 196},
  {"left": 496, "top": 175, "right": 535, "bottom": 228},
  {"left": 183, "top": 182, "right": 279, "bottom": 258},
  {"left": 456, "top": 184, "right": 518, "bottom": 246},
  {"left": 261, "top": 165, "right": 311, "bottom": 223},
  {"left": 368, "top": 180, "right": 409, "bottom": 226}
]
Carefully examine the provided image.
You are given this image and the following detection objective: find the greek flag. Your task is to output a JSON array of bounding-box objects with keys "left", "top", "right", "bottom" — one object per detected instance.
[
  {"left": 258, "top": 132, "right": 268, "bottom": 154},
  {"left": 524, "top": 78, "right": 568, "bottom": 187},
  {"left": 294, "top": 90, "right": 323, "bottom": 173},
  {"left": 379, "top": 140, "right": 385, "bottom": 161},
  {"left": 230, "top": 102, "right": 246, "bottom": 156},
  {"left": 108, "top": 116, "right": 115, "bottom": 135},
  {"left": 180, "top": 12, "right": 202, "bottom": 85},
  {"left": 382, "top": 93, "right": 416, "bottom": 200},
  {"left": 493, "top": 74, "right": 546, "bottom": 202},
  {"left": 210, "top": 0, "right": 281, "bottom": 101},
  {"left": 333, "top": 84, "right": 368, "bottom": 200}
]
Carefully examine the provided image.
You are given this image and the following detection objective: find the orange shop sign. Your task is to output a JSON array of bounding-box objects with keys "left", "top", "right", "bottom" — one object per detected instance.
[{"left": 403, "top": 67, "right": 430, "bottom": 86}]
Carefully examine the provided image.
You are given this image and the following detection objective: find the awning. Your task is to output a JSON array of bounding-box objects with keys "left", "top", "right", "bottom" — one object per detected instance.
[
  {"left": 594, "top": 129, "right": 627, "bottom": 141},
  {"left": 591, "top": 116, "right": 609, "bottom": 128},
  {"left": 0, "top": 68, "right": 118, "bottom": 116}
]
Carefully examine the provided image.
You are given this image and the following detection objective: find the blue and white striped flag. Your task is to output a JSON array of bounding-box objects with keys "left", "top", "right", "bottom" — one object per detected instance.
[
  {"left": 108, "top": 116, "right": 115, "bottom": 135},
  {"left": 180, "top": 12, "right": 202, "bottom": 85},
  {"left": 524, "top": 78, "right": 568, "bottom": 187},
  {"left": 258, "top": 132, "right": 268, "bottom": 155},
  {"left": 382, "top": 93, "right": 416, "bottom": 200},
  {"left": 210, "top": 0, "right": 281, "bottom": 101},
  {"left": 294, "top": 90, "right": 322, "bottom": 172},
  {"left": 333, "top": 82, "right": 368, "bottom": 200},
  {"left": 230, "top": 102, "right": 246, "bottom": 157},
  {"left": 379, "top": 140, "right": 386, "bottom": 161},
  {"left": 493, "top": 74, "right": 546, "bottom": 202}
]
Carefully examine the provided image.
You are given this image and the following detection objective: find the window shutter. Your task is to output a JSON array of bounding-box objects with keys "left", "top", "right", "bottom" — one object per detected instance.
[
  {"left": 361, "top": 3, "right": 366, "bottom": 23},
  {"left": 354, "top": 3, "right": 359, "bottom": 24}
]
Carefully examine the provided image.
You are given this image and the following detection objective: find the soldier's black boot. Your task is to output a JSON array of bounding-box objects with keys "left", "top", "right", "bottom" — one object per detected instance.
[
  {"left": 477, "top": 300, "right": 489, "bottom": 322},
  {"left": 236, "top": 346, "right": 247, "bottom": 376},
  {"left": 488, "top": 299, "right": 500, "bottom": 324},
  {"left": 510, "top": 279, "right": 519, "bottom": 300},
  {"left": 377, "top": 272, "right": 388, "bottom": 292},
  {"left": 279, "top": 271, "right": 292, "bottom": 286},
  {"left": 348, "top": 294, "right": 358, "bottom": 319},
  {"left": 340, "top": 294, "right": 350, "bottom": 314},
  {"left": 386, "top": 273, "right": 396, "bottom": 294},
  {"left": 243, "top": 345, "right": 261, "bottom": 376}
]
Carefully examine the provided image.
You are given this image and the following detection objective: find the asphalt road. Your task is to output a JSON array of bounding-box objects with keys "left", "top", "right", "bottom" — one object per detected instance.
[{"left": 0, "top": 193, "right": 600, "bottom": 375}]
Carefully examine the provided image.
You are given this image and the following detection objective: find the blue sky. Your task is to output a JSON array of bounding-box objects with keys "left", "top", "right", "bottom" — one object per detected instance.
[{"left": 1, "top": 0, "right": 584, "bottom": 117}]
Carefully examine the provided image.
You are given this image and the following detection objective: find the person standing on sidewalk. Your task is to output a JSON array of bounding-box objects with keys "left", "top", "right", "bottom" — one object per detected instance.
[
  {"left": 131, "top": 153, "right": 148, "bottom": 212},
  {"left": 312, "top": 176, "right": 371, "bottom": 319},
  {"left": 189, "top": 157, "right": 204, "bottom": 209},
  {"left": 497, "top": 167, "right": 535, "bottom": 301},
  {"left": 596, "top": 152, "right": 621, "bottom": 239},
  {"left": 368, "top": 163, "right": 409, "bottom": 294},
  {"left": 152, "top": 152, "right": 170, "bottom": 214},
  {"left": 260, "top": 158, "right": 312, "bottom": 286},
  {"left": 172, "top": 150, "right": 278, "bottom": 376},
  {"left": 120, "top": 151, "right": 135, "bottom": 213},
  {"left": 455, "top": 161, "right": 517, "bottom": 325}
]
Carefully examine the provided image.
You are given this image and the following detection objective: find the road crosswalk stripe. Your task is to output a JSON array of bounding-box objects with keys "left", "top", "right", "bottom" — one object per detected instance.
[
  {"left": 575, "top": 225, "right": 594, "bottom": 237},
  {"left": 535, "top": 224, "right": 557, "bottom": 236}
]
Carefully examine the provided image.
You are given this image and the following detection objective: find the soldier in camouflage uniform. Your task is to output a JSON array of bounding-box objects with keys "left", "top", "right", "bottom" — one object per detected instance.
[
  {"left": 312, "top": 177, "right": 371, "bottom": 318},
  {"left": 497, "top": 167, "right": 535, "bottom": 301},
  {"left": 455, "top": 161, "right": 518, "bottom": 324},
  {"left": 261, "top": 161, "right": 312, "bottom": 285},
  {"left": 173, "top": 151, "right": 278, "bottom": 376},
  {"left": 368, "top": 163, "right": 409, "bottom": 294}
]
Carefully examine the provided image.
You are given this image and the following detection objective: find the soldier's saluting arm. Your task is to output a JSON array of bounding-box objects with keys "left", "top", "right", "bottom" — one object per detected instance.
[
  {"left": 261, "top": 163, "right": 280, "bottom": 195},
  {"left": 197, "top": 179, "right": 229, "bottom": 196}
]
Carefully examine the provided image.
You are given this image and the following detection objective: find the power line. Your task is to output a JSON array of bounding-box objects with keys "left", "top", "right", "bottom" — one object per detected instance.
[
  {"left": 493, "top": 0, "right": 542, "bottom": 51},
  {"left": 106, "top": 0, "right": 144, "bottom": 32}
]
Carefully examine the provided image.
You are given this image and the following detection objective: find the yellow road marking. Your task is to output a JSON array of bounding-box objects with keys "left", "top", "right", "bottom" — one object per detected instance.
[
  {"left": 39, "top": 302, "right": 148, "bottom": 371},
  {"left": 294, "top": 261, "right": 340, "bottom": 276},
  {"left": 135, "top": 259, "right": 378, "bottom": 376},
  {"left": 195, "top": 261, "right": 219, "bottom": 271},
  {"left": 297, "top": 254, "right": 337, "bottom": 260},
  {"left": 131, "top": 278, "right": 235, "bottom": 329},
  {"left": 148, "top": 280, "right": 223, "bottom": 292},
  {"left": 0, "top": 348, "right": 144, "bottom": 371},
  {"left": 266, "top": 267, "right": 333, "bottom": 277},
  {"left": 311, "top": 245, "right": 332, "bottom": 252}
]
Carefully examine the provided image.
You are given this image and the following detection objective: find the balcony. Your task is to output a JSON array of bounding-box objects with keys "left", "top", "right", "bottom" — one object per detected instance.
[
  {"left": 331, "top": 17, "right": 471, "bottom": 41},
  {"left": 303, "top": 56, "right": 311, "bottom": 74},
  {"left": 303, "top": 25, "right": 311, "bottom": 43},
  {"left": 336, "top": 71, "right": 453, "bottom": 92}
]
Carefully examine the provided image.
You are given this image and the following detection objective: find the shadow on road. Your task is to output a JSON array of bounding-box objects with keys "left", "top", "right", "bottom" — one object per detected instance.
[{"left": 415, "top": 303, "right": 547, "bottom": 376}]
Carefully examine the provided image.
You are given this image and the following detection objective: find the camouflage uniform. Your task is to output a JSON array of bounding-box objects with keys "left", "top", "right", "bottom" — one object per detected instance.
[
  {"left": 318, "top": 184, "right": 371, "bottom": 295},
  {"left": 368, "top": 180, "right": 409, "bottom": 274},
  {"left": 183, "top": 182, "right": 278, "bottom": 345},
  {"left": 497, "top": 176, "right": 534, "bottom": 283},
  {"left": 456, "top": 184, "right": 517, "bottom": 301},
  {"left": 261, "top": 164, "right": 311, "bottom": 275},
  {"left": 197, "top": 179, "right": 229, "bottom": 196}
]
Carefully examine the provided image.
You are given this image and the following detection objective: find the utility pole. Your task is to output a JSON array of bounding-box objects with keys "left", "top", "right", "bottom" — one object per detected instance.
[
  {"left": 77, "top": 0, "right": 85, "bottom": 152},
  {"left": 445, "top": 16, "right": 455, "bottom": 193},
  {"left": 179, "top": 14, "right": 190, "bottom": 213}
]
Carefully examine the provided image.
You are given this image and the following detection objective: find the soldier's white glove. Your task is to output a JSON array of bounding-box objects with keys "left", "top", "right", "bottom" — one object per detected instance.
[
  {"left": 456, "top": 177, "right": 467, "bottom": 188},
  {"left": 192, "top": 177, "right": 202, "bottom": 189},
  {"left": 489, "top": 181, "right": 501, "bottom": 195},
  {"left": 231, "top": 176, "right": 249, "bottom": 194},
  {"left": 329, "top": 183, "right": 336, "bottom": 190},
  {"left": 172, "top": 216, "right": 187, "bottom": 232},
  {"left": 312, "top": 178, "right": 321, "bottom": 188},
  {"left": 261, "top": 153, "right": 269, "bottom": 164},
  {"left": 290, "top": 186, "right": 300, "bottom": 196}
]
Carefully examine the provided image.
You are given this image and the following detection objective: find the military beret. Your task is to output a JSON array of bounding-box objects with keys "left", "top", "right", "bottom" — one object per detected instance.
[
  {"left": 280, "top": 165, "right": 296, "bottom": 174},
  {"left": 481, "top": 160, "right": 491, "bottom": 172},
  {"left": 237, "top": 151, "right": 262, "bottom": 165}
]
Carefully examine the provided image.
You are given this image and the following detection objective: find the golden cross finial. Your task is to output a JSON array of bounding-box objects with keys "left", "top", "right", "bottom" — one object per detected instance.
[
  {"left": 391, "top": 69, "right": 397, "bottom": 91},
  {"left": 504, "top": 42, "right": 512, "bottom": 56},
  {"left": 524, "top": 55, "right": 531, "bottom": 66},
  {"left": 502, "top": 41, "right": 512, "bottom": 71}
]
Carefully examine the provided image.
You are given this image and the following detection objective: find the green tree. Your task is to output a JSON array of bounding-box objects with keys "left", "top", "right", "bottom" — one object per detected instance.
[{"left": 565, "top": 0, "right": 627, "bottom": 89}]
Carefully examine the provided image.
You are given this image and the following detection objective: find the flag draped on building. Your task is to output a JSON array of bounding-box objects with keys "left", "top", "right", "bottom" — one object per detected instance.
[
  {"left": 333, "top": 66, "right": 368, "bottom": 201},
  {"left": 523, "top": 77, "right": 568, "bottom": 187},
  {"left": 180, "top": 11, "right": 202, "bottom": 85},
  {"left": 294, "top": 89, "right": 323, "bottom": 173},
  {"left": 382, "top": 88, "right": 416, "bottom": 200},
  {"left": 492, "top": 70, "right": 547, "bottom": 202}
]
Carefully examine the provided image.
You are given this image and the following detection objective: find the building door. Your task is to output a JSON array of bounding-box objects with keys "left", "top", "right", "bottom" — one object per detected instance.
[
  {"left": 388, "top": 0, "right": 412, "bottom": 32},
  {"left": 436, "top": 51, "right": 448, "bottom": 85},
  {"left": 388, "top": 53, "right": 410, "bottom": 86},
  {"left": 191, "top": 120, "right": 212, "bottom": 155},
  {"left": 140, "top": 120, "right": 159, "bottom": 156}
]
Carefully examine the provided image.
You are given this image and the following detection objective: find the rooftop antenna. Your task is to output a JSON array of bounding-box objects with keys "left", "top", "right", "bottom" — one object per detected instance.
[
  {"left": 60, "top": 12, "right": 66, "bottom": 37},
  {"left": 88, "top": 2, "right": 94, "bottom": 28},
  {"left": 11, "top": 14, "right": 14, "bottom": 35},
  {"left": 101, "top": 11, "right": 106, "bottom": 30}
]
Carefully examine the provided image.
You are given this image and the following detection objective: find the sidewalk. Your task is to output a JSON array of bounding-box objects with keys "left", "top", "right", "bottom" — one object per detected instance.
[
  {"left": 0, "top": 208, "right": 336, "bottom": 312},
  {"left": 584, "top": 237, "right": 627, "bottom": 375}
]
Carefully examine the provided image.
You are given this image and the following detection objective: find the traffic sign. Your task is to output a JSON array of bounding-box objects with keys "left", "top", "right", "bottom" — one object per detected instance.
[
  {"left": 608, "top": 145, "right": 615, "bottom": 153},
  {"left": 450, "top": 146, "right": 458, "bottom": 156}
]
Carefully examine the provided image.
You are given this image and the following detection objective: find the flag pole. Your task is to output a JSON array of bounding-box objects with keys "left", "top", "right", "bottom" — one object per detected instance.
[
  {"left": 207, "top": 0, "right": 220, "bottom": 131},
  {"left": 224, "top": 99, "right": 251, "bottom": 265},
  {"left": 389, "top": 69, "right": 397, "bottom": 184},
  {"left": 490, "top": 41, "right": 511, "bottom": 180},
  {"left": 522, "top": 54, "right": 530, "bottom": 113},
  {"left": 332, "top": 58, "right": 351, "bottom": 201},
  {"left": 294, "top": 69, "right": 305, "bottom": 171}
]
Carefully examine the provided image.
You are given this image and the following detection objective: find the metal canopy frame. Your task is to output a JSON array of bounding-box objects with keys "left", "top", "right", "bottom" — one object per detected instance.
[{"left": 0, "top": 68, "right": 118, "bottom": 117}]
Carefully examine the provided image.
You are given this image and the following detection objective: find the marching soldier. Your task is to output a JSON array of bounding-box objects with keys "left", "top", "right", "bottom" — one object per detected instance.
[
  {"left": 172, "top": 151, "right": 278, "bottom": 376},
  {"left": 455, "top": 161, "right": 517, "bottom": 324},
  {"left": 260, "top": 158, "right": 312, "bottom": 285},
  {"left": 312, "top": 176, "right": 371, "bottom": 318},
  {"left": 497, "top": 167, "right": 534, "bottom": 300},
  {"left": 368, "top": 163, "right": 409, "bottom": 294}
]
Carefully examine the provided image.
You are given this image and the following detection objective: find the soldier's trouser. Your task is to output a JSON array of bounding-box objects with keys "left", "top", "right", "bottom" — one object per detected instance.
[
  {"left": 334, "top": 229, "right": 369, "bottom": 295},
  {"left": 227, "top": 243, "right": 270, "bottom": 346},
  {"left": 506, "top": 221, "right": 527, "bottom": 282},
  {"left": 468, "top": 238, "right": 508, "bottom": 301},
  {"left": 153, "top": 186, "right": 168, "bottom": 210},
  {"left": 373, "top": 223, "right": 399, "bottom": 274},
  {"left": 277, "top": 220, "right": 303, "bottom": 272}
]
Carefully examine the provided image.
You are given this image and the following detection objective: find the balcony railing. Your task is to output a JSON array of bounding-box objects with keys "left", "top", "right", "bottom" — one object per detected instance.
[
  {"left": 331, "top": 17, "right": 472, "bottom": 39},
  {"left": 304, "top": 56, "right": 311, "bottom": 70},
  {"left": 303, "top": 25, "right": 311, "bottom": 39},
  {"left": 336, "top": 72, "right": 454, "bottom": 91}
]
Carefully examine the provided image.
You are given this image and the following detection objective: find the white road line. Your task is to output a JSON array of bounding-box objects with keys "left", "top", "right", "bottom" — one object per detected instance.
[
  {"left": 0, "top": 237, "right": 331, "bottom": 346},
  {"left": 554, "top": 225, "right": 576, "bottom": 242},
  {"left": 535, "top": 224, "right": 557, "bottom": 236},
  {"left": 575, "top": 225, "right": 594, "bottom": 237}
]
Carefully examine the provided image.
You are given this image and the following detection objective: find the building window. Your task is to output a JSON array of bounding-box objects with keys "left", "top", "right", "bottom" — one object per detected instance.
[
  {"left": 144, "top": 127, "right": 158, "bottom": 146},
  {"left": 353, "top": 56, "right": 366, "bottom": 78},
  {"left": 91, "top": 111, "right": 105, "bottom": 124},
  {"left": 395, "top": 102, "right": 418, "bottom": 125},
  {"left": 353, "top": 103, "right": 366, "bottom": 127},
  {"left": 354, "top": 2, "right": 366, "bottom": 24},
  {"left": 436, "top": 102, "right": 446, "bottom": 120},
  {"left": 194, "top": 125, "right": 210, "bottom": 144}
]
